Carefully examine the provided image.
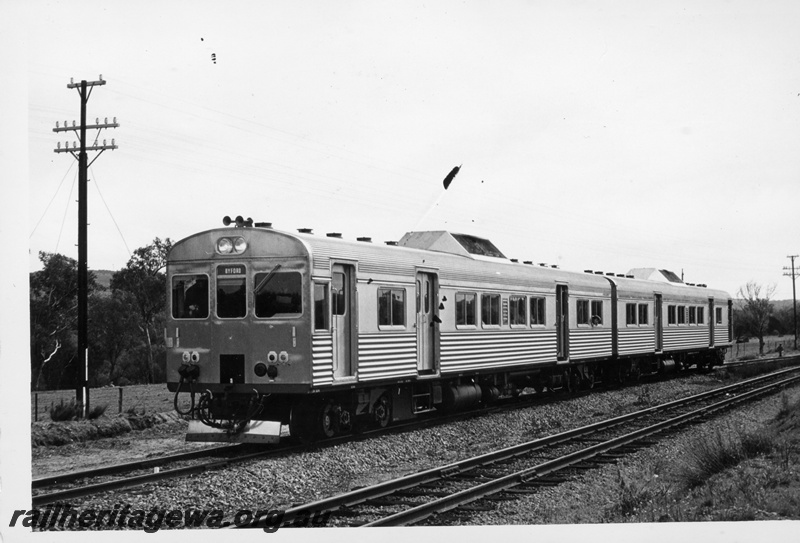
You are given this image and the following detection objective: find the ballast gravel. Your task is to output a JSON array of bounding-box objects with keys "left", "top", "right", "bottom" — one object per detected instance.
[{"left": 48, "top": 371, "right": 797, "bottom": 528}]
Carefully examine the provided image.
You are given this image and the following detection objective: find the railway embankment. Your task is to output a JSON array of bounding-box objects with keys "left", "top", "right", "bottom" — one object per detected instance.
[{"left": 31, "top": 411, "right": 184, "bottom": 447}]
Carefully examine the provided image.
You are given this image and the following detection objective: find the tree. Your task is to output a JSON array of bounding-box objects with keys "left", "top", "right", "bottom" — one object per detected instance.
[
  {"left": 110, "top": 238, "right": 172, "bottom": 384},
  {"left": 29, "top": 252, "right": 97, "bottom": 390},
  {"left": 736, "top": 281, "right": 776, "bottom": 355},
  {"left": 88, "top": 290, "right": 139, "bottom": 385}
]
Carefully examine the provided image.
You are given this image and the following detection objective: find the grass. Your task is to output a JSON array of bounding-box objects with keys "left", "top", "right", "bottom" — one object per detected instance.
[
  {"left": 47, "top": 399, "right": 111, "bottom": 421},
  {"left": 32, "top": 383, "right": 193, "bottom": 422},
  {"left": 601, "top": 392, "right": 800, "bottom": 522}
]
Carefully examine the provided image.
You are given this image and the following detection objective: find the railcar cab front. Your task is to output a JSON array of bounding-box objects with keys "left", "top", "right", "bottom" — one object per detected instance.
[{"left": 166, "top": 221, "right": 315, "bottom": 399}]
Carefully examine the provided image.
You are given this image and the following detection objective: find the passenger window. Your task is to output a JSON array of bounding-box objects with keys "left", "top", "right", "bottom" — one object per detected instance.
[
  {"left": 378, "top": 288, "right": 405, "bottom": 327},
  {"left": 332, "top": 272, "right": 346, "bottom": 316},
  {"left": 456, "top": 292, "right": 477, "bottom": 326},
  {"left": 314, "top": 282, "right": 329, "bottom": 331},
  {"left": 590, "top": 300, "right": 603, "bottom": 325},
  {"left": 577, "top": 300, "right": 589, "bottom": 325},
  {"left": 509, "top": 295, "right": 526, "bottom": 326},
  {"left": 172, "top": 275, "right": 209, "bottom": 319},
  {"left": 481, "top": 294, "right": 501, "bottom": 326},
  {"left": 530, "top": 297, "right": 546, "bottom": 326},
  {"left": 638, "top": 304, "right": 649, "bottom": 325},
  {"left": 626, "top": 303, "right": 637, "bottom": 325}
]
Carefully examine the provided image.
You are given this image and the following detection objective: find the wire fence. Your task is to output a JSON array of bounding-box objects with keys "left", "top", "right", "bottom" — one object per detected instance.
[
  {"left": 31, "top": 384, "right": 192, "bottom": 422},
  {"left": 726, "top": 336, "right": 794, "bottom": 361}
]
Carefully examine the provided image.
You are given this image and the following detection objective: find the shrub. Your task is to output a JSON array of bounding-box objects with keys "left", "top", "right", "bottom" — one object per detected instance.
[
  {"left": 126, "top": 405, "right": 146, "bottom": 417},
  {"left": 49, "top": 399, "right": 80, "bottom": 421},
  {"left": 86, "top": 403, "right": 109, "bottom": 420},
  {"left": 676, "top": 425, "right": 778, "bottom": 489}
]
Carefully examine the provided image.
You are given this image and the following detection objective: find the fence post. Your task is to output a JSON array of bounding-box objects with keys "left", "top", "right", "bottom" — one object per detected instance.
[
  {"left": 35, "top": 393, "right": 38, "bottom": 422},
  {"left": 119, "top": 387, "right": 123, "bottom": 414}
]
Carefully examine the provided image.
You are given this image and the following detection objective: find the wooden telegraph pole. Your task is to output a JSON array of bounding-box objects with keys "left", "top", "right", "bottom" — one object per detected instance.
[
  {"left": 785, "top": 255, "right": 798, "bottom": 351},
  {"left": 53, "top": 76, "right": 118, "bottom": 417}
]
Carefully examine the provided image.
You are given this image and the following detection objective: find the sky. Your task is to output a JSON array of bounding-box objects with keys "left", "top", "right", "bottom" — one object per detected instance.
[
  {"left": 18, "top": 0, "right": 800, "bottom": 300},
  {"left": 2, "top": 3, "right": 799, "bottom": 539}
]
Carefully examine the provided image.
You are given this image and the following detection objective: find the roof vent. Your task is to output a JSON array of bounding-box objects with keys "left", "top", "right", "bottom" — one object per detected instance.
[
  {"left": 326, "top": 232, "right": 342, "bottom": 238},
  {"left": 595, "top": 271, "right": 604, "bottom": 275},
  {"left": 551, "top": 265, "right": 558, "bottom": 269},
  {"left": 606, "top": 272, "right": 615, "bottom": 276},
  {"left": 584, "top": 270, "right": 593, "bottom": 274},
  {"left": 357, "top": 237, "right": 372, "bottom": 243},
  {"left": 298, "top": 228, "right": 313, "bottom": 234},
  {"left": 254, "top": 222, "right": 273, "bottom": 229},
  {"left": 385, "top": 241, "right": 398, "bottom": 246},
  {"left": 511, "top": 258, "right": 519, "bottom": 263},
  {"left": 523, "top": 261, "right": 533, "bottom": 265}
]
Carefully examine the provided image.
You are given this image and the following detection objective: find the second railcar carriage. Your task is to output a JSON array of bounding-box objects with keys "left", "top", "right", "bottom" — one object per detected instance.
[{"left": 166, "top": 220, "right": 732, "bottom": 443}]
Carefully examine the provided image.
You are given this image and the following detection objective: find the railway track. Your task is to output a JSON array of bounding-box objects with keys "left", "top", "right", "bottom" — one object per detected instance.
[
  {"left": 32, "top": 356, "right": 798, "bottom": 509},
  {"left": 235, "top": 365, "right": 800, "bottom": 528}
]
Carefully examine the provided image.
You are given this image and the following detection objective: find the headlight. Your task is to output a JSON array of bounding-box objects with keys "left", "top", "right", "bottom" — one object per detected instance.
[
  {"left": 234, "top": 237, "right": 247, "bottom": 253},
  {"left": 217, "top": 237, "right": 233, "bottom": 254},
  {"left": 182, "top": 351, "right": 191, "bottom": 363}
]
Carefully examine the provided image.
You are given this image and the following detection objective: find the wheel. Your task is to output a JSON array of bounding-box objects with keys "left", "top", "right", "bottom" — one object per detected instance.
[
  {"left": 532, "top": 375, "right": 546, "bottom": 394},
  {"left": 289, "top": 403, "right": 315, "bottom": 443},
  {"left": 338, "top": 406, "right": 354, "bottom": 433},
  {"left": 319, "top": 400, "right": 339, "bottom": 439},
  {"left": 373, "top": 394, "right": 391, "bottom": 428}
]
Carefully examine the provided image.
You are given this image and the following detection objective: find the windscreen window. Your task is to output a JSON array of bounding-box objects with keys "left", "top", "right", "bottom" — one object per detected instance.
[
  {"left": 255, "top": 272, "right": 302, "bottom": 318},
  {"left": 172, "top": 275, "right": 209, "bottom": 319},
  {"left": 217, "top": 265, "right": 247, "bottom": 319}
]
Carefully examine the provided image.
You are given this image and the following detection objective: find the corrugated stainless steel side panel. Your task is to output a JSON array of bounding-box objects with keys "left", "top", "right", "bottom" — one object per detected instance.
[
  {"left": 618, "top": 328, "right": 655, "bottom": 355},
  {"left": 357, "top": 333, "right": 417, "bottom": 381},
  {"left": 440, "top": 330, "right": 556, "bottom": 373},
  {"left": 663, "top": 327, "right": 709, "bottom": 350},
  {"left": 714, "top": 325, "right": 730, "bottom": 345},
  {"left": 569, "top": 328, "right": 613, "bottom": 359},
  {"left": 311, "top": 335, "right": 334, "bottom": 386}
]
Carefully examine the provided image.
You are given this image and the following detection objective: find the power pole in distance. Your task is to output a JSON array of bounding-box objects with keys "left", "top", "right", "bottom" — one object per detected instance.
[
  {"left": 784, "top": 255, "right": 798, "bottom": 351},
  {"left": 53, "top": 75, "right": 119, "bottom": 417}
]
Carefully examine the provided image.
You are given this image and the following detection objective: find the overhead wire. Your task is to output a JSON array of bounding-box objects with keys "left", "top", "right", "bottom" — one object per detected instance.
[
  {"left": 30, "top": 161, "right": 76, "bottom": 239},
  {"left": 54, "top": 171, "right": 78, "bottom": 255},
  {"left": 90, "top": 165, "right": 132, "bottom": 258}
]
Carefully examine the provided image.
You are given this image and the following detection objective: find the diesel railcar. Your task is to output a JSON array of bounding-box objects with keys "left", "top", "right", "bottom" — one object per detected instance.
[{"left": 166, "top": 218, "right": 732, "bottom": 443}]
